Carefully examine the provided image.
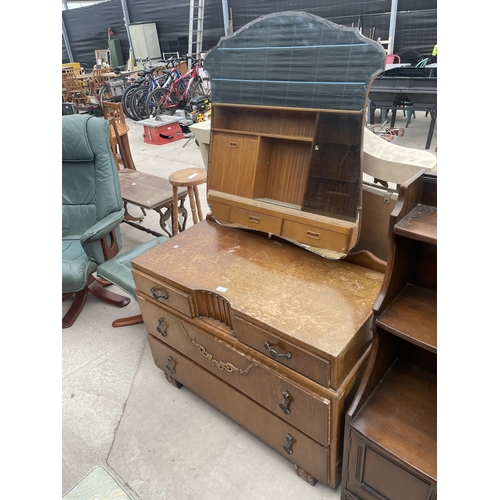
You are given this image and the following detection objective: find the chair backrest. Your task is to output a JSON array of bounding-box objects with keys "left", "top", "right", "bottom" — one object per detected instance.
[
  {"left": 62, "top": 114, "right": 123, "bottom": 263},
  {"left": 92, "top": 68, "right": 107, "bottom": 84},
  {"left": 62, "top": 71, "right": 82, "bottom": 91},
  {"left": 102, "top": 100, "right": 126, "bottom": 124}
]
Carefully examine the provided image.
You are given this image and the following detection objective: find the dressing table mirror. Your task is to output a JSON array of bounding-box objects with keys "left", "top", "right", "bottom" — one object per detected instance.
[{"left": 204, "top": 12, "right": 386, "bottom": 259}]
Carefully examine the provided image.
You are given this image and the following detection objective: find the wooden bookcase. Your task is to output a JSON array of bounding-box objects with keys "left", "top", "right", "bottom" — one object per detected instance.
[
  {"left": 207, "top": 103, "right": 364, "bottom": 258},
  {"left": 341, "top": 170, "right": 437, "bottom": 500}
]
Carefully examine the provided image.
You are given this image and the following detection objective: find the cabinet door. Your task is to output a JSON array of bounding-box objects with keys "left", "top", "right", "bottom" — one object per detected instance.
[
  {"left": 208, "top": 133, "right": 258, "bottom": 197},
  {"left": 345, "top": 430, "right": 436, "bottom": 500},
  {"left": 303, "top": 113, "right": 363, "bottom": 222}
]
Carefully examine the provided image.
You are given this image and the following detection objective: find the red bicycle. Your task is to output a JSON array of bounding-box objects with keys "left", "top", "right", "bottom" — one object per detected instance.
[{"left": 144, "top": 56, "right": 210, "bottom": 117}]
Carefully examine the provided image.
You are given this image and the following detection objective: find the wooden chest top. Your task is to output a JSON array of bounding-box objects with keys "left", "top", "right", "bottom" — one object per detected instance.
[{"left": 132, "top": 220, "right": 384, "bottom": 358}]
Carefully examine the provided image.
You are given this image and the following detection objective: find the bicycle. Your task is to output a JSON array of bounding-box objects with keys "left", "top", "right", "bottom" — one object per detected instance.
[{"left": 144, "top": 56, "right": 210, "bottom": 118}]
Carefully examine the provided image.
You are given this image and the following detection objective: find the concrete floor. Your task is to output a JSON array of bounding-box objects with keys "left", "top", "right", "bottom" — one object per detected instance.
[{"left": 62, "top": 109, "right": 437, "bottom": 499}]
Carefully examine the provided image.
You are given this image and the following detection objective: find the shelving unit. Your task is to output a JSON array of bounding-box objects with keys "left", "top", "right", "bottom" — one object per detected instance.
[
  {"left": 341, "top": 170, "right": 437, "bottom": 500},
  {"left": 208, "top": 104, "right": 365, "bottom": 257}
]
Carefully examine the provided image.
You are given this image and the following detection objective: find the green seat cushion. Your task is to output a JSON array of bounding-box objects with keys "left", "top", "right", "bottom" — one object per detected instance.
[{"left": 97, "top": 237, "right": 168, "bottom": 298}]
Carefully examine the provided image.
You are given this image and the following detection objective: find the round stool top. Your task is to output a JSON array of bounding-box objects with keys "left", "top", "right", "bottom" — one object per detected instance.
[{"left": 169, "top": 167, "right": 207, "bottom": 187}]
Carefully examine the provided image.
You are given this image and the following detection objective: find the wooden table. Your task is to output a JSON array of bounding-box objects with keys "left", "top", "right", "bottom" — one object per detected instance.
[{"left": 118, "top": 169, "right": 188, "bottom": 237}]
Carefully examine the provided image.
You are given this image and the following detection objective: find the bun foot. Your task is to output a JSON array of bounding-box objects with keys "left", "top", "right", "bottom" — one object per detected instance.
[{"left": 294, "top": 464, "right": 317, "bottom": 486}]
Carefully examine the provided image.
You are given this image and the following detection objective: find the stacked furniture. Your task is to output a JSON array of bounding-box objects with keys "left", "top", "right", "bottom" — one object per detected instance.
[
  {"left": 341, "top": 170, "right": 437, "bottom": 499},
  {"left": 132, "top": 12, "right": 388, "bottom": 489}
]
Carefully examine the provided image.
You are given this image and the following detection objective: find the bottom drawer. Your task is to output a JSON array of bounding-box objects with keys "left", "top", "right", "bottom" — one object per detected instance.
[{"left": 148, "top": 334, "right": 329, "bottom": 485}]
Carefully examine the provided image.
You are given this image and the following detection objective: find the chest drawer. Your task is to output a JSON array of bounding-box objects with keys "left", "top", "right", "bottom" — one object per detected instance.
[
  {"left": 132, "top": 269, "right": 193, "bottom": 317},
  {"left": 281, "top": 219, "right": 352, "bottom": 254},
  {"left": 229, "top": 206, "right": 283, "bottom": 234},
  {"left": 233, "top": 315, "right": 331, "bottom": 387},
  {"left": 138, "top": 295, "right": 331, "bottom": 446},
  {"left": 148, "top": 333, "right": 329, "bottom": 485}
]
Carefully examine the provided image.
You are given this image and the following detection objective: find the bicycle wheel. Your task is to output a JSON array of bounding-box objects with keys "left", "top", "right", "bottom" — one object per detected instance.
[
  {"left": 145, "top": 88, "right": 175, "bottom": 118},
  {"left": 121, "top": 83, "right": 141, "bottom": 120},
  {"left": 129, "top": 85, "right": 150, "bottom": 121},
  {"left": 189, "top": 76, "right": 210, "bottom": 99},
  {"left": 98, "top": 85, "right": 112, "bottom": 108}
]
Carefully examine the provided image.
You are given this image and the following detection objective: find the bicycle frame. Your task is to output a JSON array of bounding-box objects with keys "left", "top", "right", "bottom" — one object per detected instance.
[{"left": 157, "top": 63, "right": 202, "bottom": 110}]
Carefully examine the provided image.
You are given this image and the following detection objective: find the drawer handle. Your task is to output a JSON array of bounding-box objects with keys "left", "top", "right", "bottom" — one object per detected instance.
[
  {"left": 156, "top": 318, "right": 167, "bottom": 337},
  {"left": 165, "top": 356, "right": 176, "bottom": 374},
  {"left": 151, "top": 287, "right": 169, "bottom": 301},
  {"left": 283, "top": 434, "right": 293, "bottom": 455},
  {"left": 264, "top": 342, "right": 292, "bottom": 360},
  {"left": 248, "top": 216, "right": 260, "bottom": 224},
  {"left": 306, "top": 230, "right": 320, "bottom": 240},
  {"left": 229, "top": 142, "right": 238, "bottom": 148},
  {"left": 279, "top": 391, "right": 291, "bottom": 415}
]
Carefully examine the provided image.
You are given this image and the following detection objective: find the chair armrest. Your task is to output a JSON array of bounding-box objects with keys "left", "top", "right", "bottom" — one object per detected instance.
[{"left": 81, "top": 209, "right": 125, "bottom": 246}]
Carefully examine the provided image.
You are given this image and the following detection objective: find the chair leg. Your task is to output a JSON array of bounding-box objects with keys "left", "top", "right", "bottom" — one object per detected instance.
[
  {"left": 62, "top": 287, "right": 89, "bottom": 329},
  {"left": 87, "top": 275, "right": 131, "bottom": 307},
  {"left": 112, "top": 313, "right": 144, "bottom": 328}
]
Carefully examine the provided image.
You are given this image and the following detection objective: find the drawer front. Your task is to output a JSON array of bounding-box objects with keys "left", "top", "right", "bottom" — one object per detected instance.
[
  {"left": 229, "top": 206, "right": 283, "bottom": 234},
  {"left": 148, "top": 333, "right": 329, "bottom": 485},
  {"left": 281, "top": 219, "right": 351, "bottom": 254},
  {"left": 233, "top": 316, "right": 330, "bottom": 387},
  {"left": 208, "top": 198, "right": 231, "bottom": 224},
  {"left": 139, "top": 296, "right": 331, "bottom": 446},
  {"left": 132, "top": 269, "right": 193, "bottom": 317}
]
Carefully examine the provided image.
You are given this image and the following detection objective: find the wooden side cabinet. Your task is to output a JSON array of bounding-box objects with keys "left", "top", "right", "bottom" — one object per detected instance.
[{"left": 341, "top": 170, "right": 437, "bottom": 500}]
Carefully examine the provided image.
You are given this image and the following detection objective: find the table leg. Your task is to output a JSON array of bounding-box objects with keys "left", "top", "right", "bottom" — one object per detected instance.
[
  {"left": 425, "top": 108, "right": 437, "bottom": 150},
  {"left": 193, "top": 185, "right": 204, "bottom": 222},
  {"left": 172, "top": 186, "right": 179, "bottom": 235},
  {"left": 187, "top": 187, "right": 199, "bottom": 224}
]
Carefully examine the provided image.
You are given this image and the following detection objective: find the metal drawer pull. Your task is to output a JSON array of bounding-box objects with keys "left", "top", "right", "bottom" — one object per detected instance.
[
  {"left": 156, "top": 318, "right": 167, "bottom": 337},
  {"left": 279, "top": 391, "right": 291, "bottom": 414},
  {"left": 151, "top": 287, "right": 169, "bottom": 301},
  {"left": 229, "top": 142, "right": 238, "bottom": 148},
  {"left": 165, "top": 356, "right": 176, "bottom": 374},
  {"left": 248, "top": 216, "right": 260, "bottom": 224},
  {"left": 283, "top": 434, "right": 293, "bottom": 455},
  {"left": 264, "top": 342, "right": 292, "bottom": 360}
]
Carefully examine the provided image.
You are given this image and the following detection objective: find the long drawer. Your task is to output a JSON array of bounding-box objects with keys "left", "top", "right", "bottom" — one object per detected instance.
[
  {"left": 148, "top": 333, "right": 329, "bottom": 485},
  {"left": 139, "top": 295, "right": 331, "bottom": 446}
]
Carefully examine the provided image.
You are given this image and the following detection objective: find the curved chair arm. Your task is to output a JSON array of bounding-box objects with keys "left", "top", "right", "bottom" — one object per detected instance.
[{"left": 81, "top": 209, "right": 125, "bottom": 246}]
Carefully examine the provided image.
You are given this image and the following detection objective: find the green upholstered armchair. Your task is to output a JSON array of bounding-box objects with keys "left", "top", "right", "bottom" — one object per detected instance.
[{"left": 62, "top": 114, "right": 130, "bottom": 328}]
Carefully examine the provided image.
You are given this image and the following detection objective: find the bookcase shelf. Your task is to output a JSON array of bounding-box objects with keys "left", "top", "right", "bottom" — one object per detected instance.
[{"left": 342, "top": 171, "right": 438, "bottom": 500}]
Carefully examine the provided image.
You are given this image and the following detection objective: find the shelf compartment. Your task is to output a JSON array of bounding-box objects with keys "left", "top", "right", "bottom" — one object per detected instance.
[
  {"left": 375, "top": 284, "right": 437, "bottom": 352},
  {"left": 351, "top": 358, "right": 437, "bottom": 483},
  {"left": 394, "top": 204, "right": 437, "bottom": 244}
]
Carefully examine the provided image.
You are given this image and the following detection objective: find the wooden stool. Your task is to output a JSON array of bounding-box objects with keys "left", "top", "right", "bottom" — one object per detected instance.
[{"left": 168, "top": 167, "right": 207, "bottom": 235}]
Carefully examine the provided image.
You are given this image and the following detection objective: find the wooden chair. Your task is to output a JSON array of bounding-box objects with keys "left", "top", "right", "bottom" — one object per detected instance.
[
  {"left": 62, "top": 71, "right": 88, "bottom": 103},
  {"left": 101, "top": 100, "right": 126, "bottom": 123},
  {"left": 102, "top": 102, "right": 137, "bottom": 171},
  {"left": 91, "top": 68, "right": 108, "bottom": 96}
]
